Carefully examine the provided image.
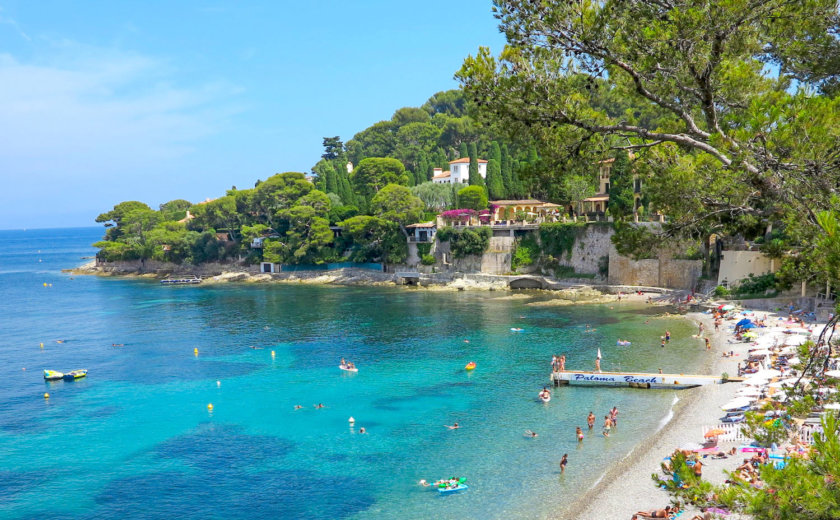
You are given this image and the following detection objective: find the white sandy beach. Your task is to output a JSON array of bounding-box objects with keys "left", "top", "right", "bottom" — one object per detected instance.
[{"left": 571, "top": 309, "right": 792, "bottom": 520}]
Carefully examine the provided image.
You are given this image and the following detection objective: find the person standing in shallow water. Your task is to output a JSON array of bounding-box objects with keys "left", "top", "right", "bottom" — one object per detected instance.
[
  {"left": 576, "top": 426, "right": 584, "bottom": 442},
  {"left": 665, "top": 330, "right": 671, "bottom": 342},
  {"left": 603, "top": 416, "right": 611, "bottom": 437},
  {"left": 560, "top": 453, "right": 568, "bottom": 473},
  {"left": 587, "top": 412, "right": 595, "bottom": 430},
  {"left": 705, "top": 337, "right": 711, "bottom": 350}
]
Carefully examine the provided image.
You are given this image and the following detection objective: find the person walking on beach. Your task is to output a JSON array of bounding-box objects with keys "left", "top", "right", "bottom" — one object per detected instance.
[
  {"left": 560, "top": 454, "right": 568, "bottom": 473},
  {"left": 698, "top": 322, "right": 704, "bottom": 335},
  {"left": 587, "top": 412, "right": 595, "bottom": 430},
  {"left": 576, "top": 426, "right": 584, "bottom": 443},
  {"left": 603, "top": 416, "right": 611, "bottom": 437}
]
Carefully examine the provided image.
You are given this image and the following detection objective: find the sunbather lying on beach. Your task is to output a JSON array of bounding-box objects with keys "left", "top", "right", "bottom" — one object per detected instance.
[{"left": 631, "top": 505, "right": 673, "bottom": 519}]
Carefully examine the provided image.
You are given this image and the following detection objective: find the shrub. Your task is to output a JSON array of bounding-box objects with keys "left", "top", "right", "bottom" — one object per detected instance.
[
  {"left": 539, "top": 222, "right": 587, "bottom": 260},
  {"left": 512, "top": 233, "right": 540, "bottom": 270},
  {"left": 732, "top": 273, "right": 778, "bottom": 297},
  {"left": 421, "top": 254, "right": 436, "bottom": 265},
  {"left": 713, "top": 285, "right": 731, "bottom": 298},
  {"left": 456, "top": 185, "right": 488, "bottom": 210}
]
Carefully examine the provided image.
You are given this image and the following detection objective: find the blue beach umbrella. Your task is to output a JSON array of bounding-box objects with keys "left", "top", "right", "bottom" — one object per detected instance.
[
  {"left": 741, "top": 323, "right": 757, "bottom": 329},
  {"left": 736, "top": 318, "right": 753, "bottom": 327}
]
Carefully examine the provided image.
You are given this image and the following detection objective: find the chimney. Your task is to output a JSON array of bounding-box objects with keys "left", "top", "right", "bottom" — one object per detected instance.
[{"left": 433, "top": 168, "right": 442, "bottom": 176}]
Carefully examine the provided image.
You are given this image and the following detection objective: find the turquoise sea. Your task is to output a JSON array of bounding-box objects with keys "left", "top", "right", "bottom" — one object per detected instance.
[{"left": 0, "top": 227, "right": 704, "bottom": 519}]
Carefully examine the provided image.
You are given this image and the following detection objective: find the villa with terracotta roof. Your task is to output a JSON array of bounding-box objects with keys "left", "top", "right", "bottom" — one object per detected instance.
[{"left": 432, "top": 157, "right": 488, "bottom": 184}]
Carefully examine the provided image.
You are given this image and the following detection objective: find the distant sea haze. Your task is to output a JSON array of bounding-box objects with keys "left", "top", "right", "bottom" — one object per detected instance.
[{"left": 0, "top": 227, "right": 701, "bottom": 519}]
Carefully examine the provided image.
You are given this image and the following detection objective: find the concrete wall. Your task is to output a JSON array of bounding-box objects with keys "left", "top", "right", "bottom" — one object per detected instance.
[
  {"left": 718, "top": 250, "right": 776, "bottom": 286},
  {"left": 97, "top": 259, "right": 242, "bottom": 276}
]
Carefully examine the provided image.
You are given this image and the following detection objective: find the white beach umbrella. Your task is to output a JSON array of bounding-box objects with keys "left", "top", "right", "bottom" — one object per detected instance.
[
  {"left": 769, "top": 378, "right": 810, "bottom": 388},
  {"left": 749, "top": 349, "right": 772, "bottom": 356},
  {"left": 823, "top": 403, "right": 840, "bottom": 410},
  {"left": 817, "top": 387, "right": 838, "bottom": 395},
  {"left": 737, "top": 388, "right": 763, "bottom": 397},
  {"left": 751, "top": 369, "right": 782, "bottom": 379},
  {"left": 786, "top": 357, "right": 801, "bottom": 365},
  {"left": 722, "top": 397, "right": 754, "bottom": 410},
  {"left": 824, "top": 370, "right": 840, "bottom": 378},
  {"left": 743, "top": 377, "right": 770, "bottom": 387}
]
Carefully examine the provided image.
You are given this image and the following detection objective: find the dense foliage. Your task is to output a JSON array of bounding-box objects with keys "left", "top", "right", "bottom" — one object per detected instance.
[{"left": 437, "top": 226, "right": 491, "bottom": 259}]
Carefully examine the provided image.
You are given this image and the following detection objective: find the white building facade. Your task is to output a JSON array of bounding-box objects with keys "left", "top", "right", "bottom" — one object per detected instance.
[{"left": 432, "top": 158, "right": 488, "bottom": 184}]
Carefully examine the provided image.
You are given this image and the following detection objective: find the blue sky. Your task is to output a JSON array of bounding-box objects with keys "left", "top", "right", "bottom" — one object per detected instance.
[{"left": 0, "top": 1, "right": 505, "bottom": 229}]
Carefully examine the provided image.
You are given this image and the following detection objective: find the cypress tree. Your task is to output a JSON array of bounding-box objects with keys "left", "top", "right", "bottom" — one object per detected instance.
[
  {"left": 468, "top": 142, "right": 483, "bottom": 187},
  {"left": 459, "top": 142, "right": 468, "bottom": 159},
  {"left": 501, "top": 144, "right": 514, "bottom": 197},
  {"left": 486, "top": 159, "right": 505, "bottom": 199},
  {"left": 416, "top": 152, "right": 430, "bottom": 182},
  {"left": 489, "top": 141, "right": 502, "bottom": 164},
  {"left": 325, "top": 163, "right": 338, "bottom": 195}
]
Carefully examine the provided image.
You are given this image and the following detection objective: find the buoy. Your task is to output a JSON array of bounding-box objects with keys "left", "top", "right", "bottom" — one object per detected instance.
[
  {"left": 44, "top": 393, "right": 49, "bottom": 399},
  {"left": 349, "top": 417, "right": 355, "bottom": 423},
  {"left": 39, "top": 343, "right": 43, "bottom": 349},
  {"left": 207, "top": 403, "right": 213, "bottom": 410},
  {"left": 271, "top": 350, "right": 275, "bottom": 357},
  {"left": 194, "top": 348, "right": 199, "bottom": 356},
  {"left": 216, "top": 380, "right": 221, "bottom": 387},
  {"left": 43, "top": 282, "right": 47, "bottom": 287}
]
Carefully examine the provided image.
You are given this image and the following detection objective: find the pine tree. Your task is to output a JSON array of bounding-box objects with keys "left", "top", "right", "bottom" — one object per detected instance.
[
  {"left": 486, "top": 159, "right": 505, "bottom": 199},
  {"left": 459, "top": 142, "right": 468, "bottom": 159}
]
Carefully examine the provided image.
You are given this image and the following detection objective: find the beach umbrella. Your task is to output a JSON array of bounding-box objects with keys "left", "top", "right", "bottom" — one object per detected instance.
[
  {"left": 704, "top": 428, "right": 725, "bottom": 438},
  {"left": 825, "top": 370, "right": 840, "bottom": 378},
  {"left": 737, "top": 387, "right": 763, "bottom": 396},
  {"left": 823, "top": 403, "right": 840, "bottom": 410},
  {"left": 742, "top": 332, "right": 758, "bottom": 339},
  {"left": 741, "top": 323, "right": 757, "bottom": 329},
  {"left": 721, "top": 304, "right": 735, "bottom": 311},
  {"left": 722, "top": 397, "right": 753, "bottom": 410},
  {"left": 769, "top": 378, "right": 810, "bottom": 388},
  {"left": 736, "top": 318, "right": 753, "bottom": 327},
  {"left": 748, "top": 349, "right": 772, "bottom": 356},
  {"left": 751, "top": 369, "right": 782, "bottom": 378}
]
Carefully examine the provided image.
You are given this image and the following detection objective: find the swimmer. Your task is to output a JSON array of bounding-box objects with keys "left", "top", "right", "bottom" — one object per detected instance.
[
  {"left": 444, "top": 422, "right": 460, "bottom": 430},
  {"left": 560, "top": 453, "right": 568, "bottom": 473},
  {"left": 111, "top": 343, "right": 124, "bottom": 347},
  {"left": 315, "top": 403, "right": 325, "bottom": 409},
  {"left": 576, "top": 426, "right": 584, "bottom": 442},
  {"left": 524, "top": 430, "right": 538, "bottom": 438},
  {"left": 294, "top": 405, "right": 303, "bottom": 410},
  {"left": 359, "top": 427, "right": 366, "bottom": 434},
  {"left": 419, "top": 479, "right": 430, "bottom": 487},
  {"left": 463, "top": 340, "right": 470, "bottom": 343}
]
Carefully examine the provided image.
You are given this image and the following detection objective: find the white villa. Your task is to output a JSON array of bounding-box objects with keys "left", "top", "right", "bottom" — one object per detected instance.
[{"left": 432, "top": 157, "right": 488, "bottom": 184}]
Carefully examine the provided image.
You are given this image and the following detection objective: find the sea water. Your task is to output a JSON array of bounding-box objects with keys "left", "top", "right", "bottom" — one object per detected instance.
[{"left": 0, "top": 228, "right": 704, "bottom": 519}]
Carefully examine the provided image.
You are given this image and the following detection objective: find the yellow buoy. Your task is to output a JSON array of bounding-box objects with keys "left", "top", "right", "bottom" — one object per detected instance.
[
  {"left": 44, "top": 393, "right": 49, "bottom": 399},
  {"left": 194, "top": 348, "right": 199, "bottom": 356},
  {"left": 271, "top": 350, "right": 276, "bottom": 357},
  {"left": 40, "top": 343, "right": 44, "bottom": 349},
  {"left": 43, "top": 282, "right": 47, "bottom": 287},
  {"left": 207, "top": 403, "right": 214, "bottom": 410}
]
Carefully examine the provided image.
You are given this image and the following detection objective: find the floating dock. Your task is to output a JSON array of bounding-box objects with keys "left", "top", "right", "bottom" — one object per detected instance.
[
  {"left": 160, "top": 275, "right": 202, "bottom": 285},
  {"left": 552, "top": 370, "right": 732, "bottom": 389}
]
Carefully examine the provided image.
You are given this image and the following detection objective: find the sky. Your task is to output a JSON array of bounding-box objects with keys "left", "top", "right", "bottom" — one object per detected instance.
[{"left": 0, "top": 1, "right": 505, "bottom": 229}]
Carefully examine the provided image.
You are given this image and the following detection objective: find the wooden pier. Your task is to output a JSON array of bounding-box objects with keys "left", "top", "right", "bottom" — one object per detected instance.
[{"left": 551, "top": 369, "right": 733, "bottom": 389}]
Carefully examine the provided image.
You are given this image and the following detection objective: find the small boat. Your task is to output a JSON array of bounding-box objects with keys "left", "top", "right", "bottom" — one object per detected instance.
[
  {"left": 617, "top": 340, "right": 632, "bottom": 346},
  {"left": 339, "top": 364, "right": 358, "bottom": 373},
  {"left": 510, "top": 328, "right": 524, "bottom": 332},
  {"left": 44, "top": 370, "right": 64, "bottom": 381},
  {"left": 438, "top": 483, "right": 468, "bottom": 494},
  {"left": 538, "top": 391, "right": 551, "bottom": 403},
  {"left": 465, "top": 362, "right": 476, "bottom": 371},
  {"left": 63, "top": 369, "right": 87, "bottom": 381}
]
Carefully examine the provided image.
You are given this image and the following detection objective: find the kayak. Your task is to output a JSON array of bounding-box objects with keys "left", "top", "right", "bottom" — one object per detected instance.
[
  {"left": 44, "top": 370, "right": 64, "bottom": 381},
  {"left": 63, "top": 369, "right": 87, "bottom": 381},
  {"left": 438, "top": 484, "right": 468, "bottom": 494},
  {"left": 617, "top": 341, "right": 632, "bottom": 346},
  {"left": 465, "top": 362, "right": 476, "bottom": 371},
  {"left": 339, "top": 364, "right": 358, "bottom": 372}
]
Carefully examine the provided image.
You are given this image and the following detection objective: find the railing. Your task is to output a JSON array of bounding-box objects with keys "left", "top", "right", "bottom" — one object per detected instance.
[{"left": 702, "top": 423, "right": 748, "bottom": 442}]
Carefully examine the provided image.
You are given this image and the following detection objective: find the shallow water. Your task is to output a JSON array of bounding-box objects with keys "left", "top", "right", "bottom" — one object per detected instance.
[{"left": 0, "top": 228, "right": 704, "bottom": 519}]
